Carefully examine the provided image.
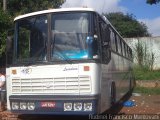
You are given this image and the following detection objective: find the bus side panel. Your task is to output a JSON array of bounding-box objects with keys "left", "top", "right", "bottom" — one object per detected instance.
[
  {"left": 117, "top": 55, "right": 130, "bottom": 99},
  {"left": 100, "top": 52, "right": 131, "bottom": 113},
  {"left": 100, "top": 63, "right": 111, "bottom": 113}
]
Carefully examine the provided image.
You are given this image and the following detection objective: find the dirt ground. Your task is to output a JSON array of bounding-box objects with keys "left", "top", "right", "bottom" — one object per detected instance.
[
  {"left": 119, "top": 94, "right": 160, "bottom": 114},
  {"left": 0, "top": 94, "right": 160, "bottom": 120}
]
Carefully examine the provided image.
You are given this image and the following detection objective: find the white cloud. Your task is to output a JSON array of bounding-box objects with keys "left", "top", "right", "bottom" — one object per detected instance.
[
  {"left": 61, "top": 0, "right": 127, "bottom": 14},
  {"left": 139, "top": 17, "right": 160, "bottom": 37},
  {"left": 61, "top": 0, "right": 160, "bottom": 37}
]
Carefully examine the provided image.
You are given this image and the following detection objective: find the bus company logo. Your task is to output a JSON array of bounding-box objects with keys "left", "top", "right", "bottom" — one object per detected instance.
[
  {"left": 45, "top": 82, "right": 53, "bottom": 88},
  {"left": 21, "top": 68, "right": 32, "bottom": 74},
  {"left": 63, "top": 67, "right": 78, "bottom": 71}
]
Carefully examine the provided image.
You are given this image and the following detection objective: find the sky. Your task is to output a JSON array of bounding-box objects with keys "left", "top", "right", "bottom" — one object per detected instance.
[{"left": 61, "top": 0, "right": 160, "bottom": 37}]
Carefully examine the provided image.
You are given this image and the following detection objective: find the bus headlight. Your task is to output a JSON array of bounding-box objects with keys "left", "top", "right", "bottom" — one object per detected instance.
[
  {"left": 12, "top": 102, "right": 19, "bottom": 110},
  {"left": 84, "top": 103, "right": 92, "bottom": 111},
  {"left": 20, "top": 102, "right": 27, "bottom": 110},
  {"left": 64, "top": 103, "right": 72, "bottom": 111},
  {"left": 28, "top": 102, "right": 35, "bottom": 110},
  {"left": 74, "top": 103, "right": 82, "bottom": 111}
]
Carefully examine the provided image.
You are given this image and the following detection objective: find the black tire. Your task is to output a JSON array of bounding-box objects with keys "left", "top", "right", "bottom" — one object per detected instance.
[
  {"left": 129, "top": 74, "right": 132, "bottom": 91},
  {"left": 110, "top": 82, "right": 116, "bottom": 105},
  {"left": 129, "top": 72, "right": 135, "bottom": 91}
]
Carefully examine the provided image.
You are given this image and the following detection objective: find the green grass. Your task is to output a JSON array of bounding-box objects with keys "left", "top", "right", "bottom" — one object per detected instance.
[
  {"left": 133, "top": 66, "right": 160, "bottom": 80},
  {"left": 133, "top": 65, "right": 160, "bottom": 95},
  {"left": 133, "top": 87, "right": 160, "bottom": 95}
]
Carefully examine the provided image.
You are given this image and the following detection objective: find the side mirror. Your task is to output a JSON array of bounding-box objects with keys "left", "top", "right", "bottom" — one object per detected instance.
[
  {"left": 6, "top": 29, "right": 14, "bottom": 51},
  {"left": 6, "top": 29, "right": 14, "bottom": 65},
  {"left": 102, "top": 25, "right": 111, "bottom": 64},
  {"left": 102, "top": 15, "right": 107, "bottom": 21},
  {"left": 102, "top": 27, "right": 110, "bottom": 47},
  {"left": 6, "top": 36, "right": 13, "bottom": 51},
  {"left": 105, "top": 24, "right": 110, "bottom": 43}
]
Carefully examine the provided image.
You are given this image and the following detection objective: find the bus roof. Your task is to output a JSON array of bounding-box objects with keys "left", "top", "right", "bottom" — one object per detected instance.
[{"left": 14, "top": 8, "right": 95, "bottom": 21}]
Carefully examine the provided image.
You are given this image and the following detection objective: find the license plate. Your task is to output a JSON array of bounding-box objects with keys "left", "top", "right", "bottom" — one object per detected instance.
[{"left": 41, "top": 102, "right": 56, "bottom": 108}]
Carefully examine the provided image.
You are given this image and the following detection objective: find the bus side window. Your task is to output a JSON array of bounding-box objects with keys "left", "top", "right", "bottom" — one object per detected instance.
[
  {"left": 124, "top": 43, "right": 126, "bottom": 57},
  {"left": 110, "top": 29, "right": 116, "bottom": 52},
  {"left": 114, "top": 32, "right": 118, "bottom": 52},
  {"left": 130, "top": 49, "right": 133, "bottom": 60},
  {"left": 117, "top": 35, "right": 121, "bottom": 55},
  {"left": 121, "top": 40, "right": 124, "bottom": 56},
  {"left": 126, "top": 46, "right": 129, "bottom": 58},
  {"left": 125, "top": 44, "right": 127, "bottom": 57},
  {"left": 99, "top": 19, "right": 111, "bottom": 64},
  {"left": 123, "top": 42, "right": 126, "bottom": 57},
  {"left": 128, "top": 47, "right": 131, "bottom": 58}
]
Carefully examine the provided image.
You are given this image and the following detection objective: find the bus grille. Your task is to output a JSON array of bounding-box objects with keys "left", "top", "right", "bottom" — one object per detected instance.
[{"left": 11, "top": 76, "right": 91, "bottom": 94}]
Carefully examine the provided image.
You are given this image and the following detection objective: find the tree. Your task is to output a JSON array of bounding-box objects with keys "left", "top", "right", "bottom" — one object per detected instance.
[
  {"left": 0, "top": 9, "right": 12, "bottom": 55},
  {"left": 0, "top": 0, "right": 65, "bottom": 66},
  {"left": 0, "top": 9, "right": 12, "bottom": 66},
  {"left": 0, "top": 0, "right": 65, "bottom": 16},
  {"left": 147, "top": 0, "right": 160, "bottom": 4},
  {"left": 105, "top": 12, "right": 150, "bottom": 38}
]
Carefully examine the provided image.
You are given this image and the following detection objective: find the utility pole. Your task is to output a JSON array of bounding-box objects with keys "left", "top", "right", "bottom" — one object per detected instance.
[{"left": 3, "top": 0, "right": 7, "bottom": 11}]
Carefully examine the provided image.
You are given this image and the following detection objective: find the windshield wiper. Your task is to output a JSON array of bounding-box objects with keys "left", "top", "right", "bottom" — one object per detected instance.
[
  {"left": 51, "top": 33, "right": 73, "bottom": 64},
  {"left": 52, "top": 45, "right": 73, "bottom": 64}
]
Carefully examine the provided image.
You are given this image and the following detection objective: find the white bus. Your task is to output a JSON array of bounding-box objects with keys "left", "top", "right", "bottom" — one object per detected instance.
[{"left": 6, "top": 8, "right": 134, "bottom": 115}]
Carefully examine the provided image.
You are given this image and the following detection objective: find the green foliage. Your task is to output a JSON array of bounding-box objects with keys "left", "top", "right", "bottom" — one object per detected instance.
[
  {"left": 134, "top": 87, "right": 160, "bottom": 95},
  {"left": 7, "top": 0, "right": 65, "bottom": 16},
  {"left": 0, "top": 0, "right": 65, "bottom": 66},
  {"left": 104, "top": 12, "right": 150, "bottom": 38},
  {"left": 147, "top": 0, "right": 160, "bottom": 4},
  {"left": 0, "top": 10, "right": 12, "bottom": 32},
  {"left": 0, "top": 0, "right": 65, "bottom": 21},
  {"left": 133, "top": 65, "right": 160, "bottom": 80},
  {"left": 133, "top": 40, "right": 156, "bottom": 80},
  {"left": 0, "top": 9, "right": 12, "bottom": 57},
  {"left": 133, "top": 40, "right": 155, "bottom": 71}
]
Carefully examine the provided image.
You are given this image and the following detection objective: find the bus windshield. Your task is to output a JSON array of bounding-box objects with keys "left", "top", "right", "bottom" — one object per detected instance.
[
  {"left": 14, "top": 15, "right": 48, "bottom": 63},
  {"left": 51, "top": 12, "right": 94, "bottom": 61},
  {"left": 13, "top": 12, "right": 98, "bottom": 65}
]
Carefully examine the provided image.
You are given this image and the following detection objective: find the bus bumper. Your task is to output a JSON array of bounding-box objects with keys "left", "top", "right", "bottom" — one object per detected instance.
[{"left": 9, "top": 95, "right": 99, "bottom": 115}]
